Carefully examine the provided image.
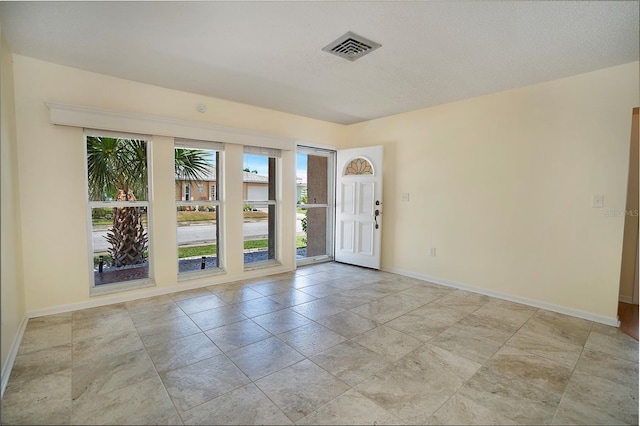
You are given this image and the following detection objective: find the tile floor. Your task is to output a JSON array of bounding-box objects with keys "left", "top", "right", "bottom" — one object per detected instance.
[{"left": 2, "top": 262, "right": 638, "bottom": 425}]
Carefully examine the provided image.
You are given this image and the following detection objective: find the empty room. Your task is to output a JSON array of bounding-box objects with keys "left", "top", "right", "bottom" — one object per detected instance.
[{"left": 1, "top": 1, "right": 638, "bottom": 425}]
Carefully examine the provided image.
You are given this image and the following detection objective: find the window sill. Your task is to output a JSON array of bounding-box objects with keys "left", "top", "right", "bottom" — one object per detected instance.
[
  {"left": 244, "top": 260, "right": 282, "bottom": 272},
  {"left": 90, "top": 278, "right": 155, "bottom": 297},
  {"left": 178, "top": 268, "right": 226, "bottom": 282}
]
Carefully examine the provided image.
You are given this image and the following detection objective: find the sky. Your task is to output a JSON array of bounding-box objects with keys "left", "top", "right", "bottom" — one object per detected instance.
[{"left": 243, "top": 153, "right": 308, "bottom": 183}]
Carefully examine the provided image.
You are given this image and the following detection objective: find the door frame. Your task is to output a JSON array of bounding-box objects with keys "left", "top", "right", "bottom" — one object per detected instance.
[{"left": 295, "top": 145, "right": 336, "bottom": 267}]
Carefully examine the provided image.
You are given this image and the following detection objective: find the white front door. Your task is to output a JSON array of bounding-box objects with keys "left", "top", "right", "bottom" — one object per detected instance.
[{"left": 335, "top": 146, "right": 383, "bottom": 269}]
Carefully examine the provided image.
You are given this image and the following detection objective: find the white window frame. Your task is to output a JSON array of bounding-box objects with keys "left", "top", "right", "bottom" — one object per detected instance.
[
  {"left": 84, "top": 129, "right": 154, "bottom": 296},
  {"left": 184, "top": 183, "right": 190, "bottom": 201},
  {"left": 175, "top": 139, "right": 224, "bottom": 278},
  {"left": 243, "top": 147, "right": 280, "bottom": 270}
]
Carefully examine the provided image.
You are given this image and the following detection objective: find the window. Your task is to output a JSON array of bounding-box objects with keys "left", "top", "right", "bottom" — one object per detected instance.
[
  {"left": 243, "top": 147, "right": 279, "bottom": 267},
  {"left": 86, "top": 131, "right": 151, "bottom": 290},
  {"left": 175, "top": 139, "right": 223, "bottom": 276}
]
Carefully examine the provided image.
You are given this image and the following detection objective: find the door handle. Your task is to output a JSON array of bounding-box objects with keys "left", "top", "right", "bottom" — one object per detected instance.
[{"left": 374, "top": 209, "right": 380, "bottom": 229}]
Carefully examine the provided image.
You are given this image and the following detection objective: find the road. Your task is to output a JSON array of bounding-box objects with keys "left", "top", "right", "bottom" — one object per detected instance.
[{"left": 93, "top": 219, "right": 304, "bottom": 252}]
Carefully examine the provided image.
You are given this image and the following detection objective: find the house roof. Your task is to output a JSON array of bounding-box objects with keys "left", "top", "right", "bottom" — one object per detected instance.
[
  {"left": 176, "top": 170, "right": 268, "bottom": 184},
  {"left": 1, "top": 2, "right": 636, "bottom": 125}
]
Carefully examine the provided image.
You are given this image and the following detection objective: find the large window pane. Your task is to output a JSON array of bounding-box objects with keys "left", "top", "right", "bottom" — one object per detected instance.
[
  {"left": 86, "top": 135, "right": 150, "bottom": 287},
  {"left": 175, "top": 147, "right": 221, "bottom": 275},
  {"left": 92, "top": 207, "right": 149, "bottom": 285},
  {"left": 243, "top": 153, "right": 277, "bottom": 266}
]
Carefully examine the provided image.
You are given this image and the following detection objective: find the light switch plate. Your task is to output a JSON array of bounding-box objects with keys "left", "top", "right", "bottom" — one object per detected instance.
[
  {"left": 592, "top": 194, "right": 604, "bottom": 208},
  {"left": 401, "top": 192, "right": 410, "bottom": 202}
]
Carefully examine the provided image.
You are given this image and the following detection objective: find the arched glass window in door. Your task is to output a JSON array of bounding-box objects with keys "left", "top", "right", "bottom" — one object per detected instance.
[{"left": 344, "top": 158, "right": 373, "bottom": 175}]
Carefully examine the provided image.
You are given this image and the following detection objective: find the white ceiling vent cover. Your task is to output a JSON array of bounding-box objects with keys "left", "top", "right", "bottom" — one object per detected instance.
[{"left": 322, "top": 31, "right": 381, "bottom": 62}]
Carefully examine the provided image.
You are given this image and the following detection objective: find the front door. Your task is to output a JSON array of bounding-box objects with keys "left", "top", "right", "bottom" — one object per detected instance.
[{"left": 335, "top": 146, "right": 383, "bottom": 269}]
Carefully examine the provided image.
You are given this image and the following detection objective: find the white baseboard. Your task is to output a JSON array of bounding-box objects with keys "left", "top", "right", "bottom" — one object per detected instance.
[
  {"left": 619, "top": 295, "right": 633, "bottom": 304},
  {"left": 1, "top": 313, "right": 28, "bottom": 399},
  {"left": 382, "top": 266, "right": 621, "bottom": 327}
]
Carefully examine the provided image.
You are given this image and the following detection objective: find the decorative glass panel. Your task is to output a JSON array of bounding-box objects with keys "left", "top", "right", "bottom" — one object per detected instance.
[{"left": 344, "top": 158, "right": 373, "bottom": 175}]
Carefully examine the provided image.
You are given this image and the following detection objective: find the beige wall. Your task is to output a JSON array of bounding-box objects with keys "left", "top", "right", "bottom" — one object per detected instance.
[
  {"left": 11, "top": 54, "right": 345, "bottom": 313},
  {"left": 346, "top": 62, "right": 640, "bottom": 321},
  {"left": 1, "top": 36, "right": 26, "bottom": 375},
  {"left": 6, "top": 48, "right": 638, "bottom": 325}
]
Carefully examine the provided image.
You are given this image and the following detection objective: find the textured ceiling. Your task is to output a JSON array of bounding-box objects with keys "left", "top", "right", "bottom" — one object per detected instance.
[{"left": 1, "top": 1, "right": 638, "bottom": 124}]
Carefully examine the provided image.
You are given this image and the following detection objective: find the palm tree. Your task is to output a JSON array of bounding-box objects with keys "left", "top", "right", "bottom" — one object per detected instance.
[{"left": 87, "top": 137, "right": 210, "bottom": 267}]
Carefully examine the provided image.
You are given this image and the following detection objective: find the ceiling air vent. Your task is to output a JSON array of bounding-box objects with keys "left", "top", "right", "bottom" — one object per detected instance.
[{"left": 322, "top": 31, "right": 381, "bottom": 62}]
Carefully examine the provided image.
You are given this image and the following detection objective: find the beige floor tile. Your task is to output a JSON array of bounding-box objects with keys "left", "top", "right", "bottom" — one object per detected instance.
[
  {"left": 352, "top": 326, "right": 422, "bottom": 360},
  {"left": 311, "top": 340, "right": 391, "bottom": 387},
  {"left": 124, "top": 294, "right": 174, "bottom": 313},
  {"left": 266, "top": 289, "right": 317, "bottom": 307},
  {"left": 72, "top": 348, "right": 157, "bottom": 402},
  {"left": 410, "top": 303, "right": 471, "bottom": 326},
  {"left": 226, "top": 336, "right": 304, "bottom": 380},
  {"left": 208, "top": 286, "right": 263, "bottom": 304},
  {"left": 427, "top": 289, "right": 490, "bottom": 313},
  {"left": 318, "top": 310, "right": 378, "bottom": 338},
  {"left": 249, "top": 280, "right": 296, "bottom": 297},
  {"left": 188, "top": 305, "right": 247, "bottom": 331},
  {"left": 457, "top": 346, "right": 571, "bottom": 424},
  {"left": 255, "top": 359, "right": 350, "bottom": 422},
  {"left": 505, "top": 327, "right": 583, "bottom": 368},
  {"left": 1, "top": 369, "right": 71, "bottom": 425},
  {"left": 204, "top": 319, "right": 272, "bottom": 352},
  {"left": 175, "top": 293, "right": 227, "bottom": 314},
  {"left": 72, "top": 311, "right": 136, "bottom": 342},
  {"left": 555, "top": 370, "right": 639, "bottom": 425},
  {"left": 278, "top": 322, "right": 346, "bottom": 356},
  {"left": 321, "top": 293, "right": 372, "bottom": 310},
  {"left": 128, "top": 301, "right": 187, "bottom": 328},
  {"left": 428, "top": 393, "right": 516, "bottom": 425},
  {"left": 4, "top": 263, "right": 638, "bottom": 426},
  {"left": 160, "top": 354, "right": 249, "bottom": 412},
  {"left": 297, "top": 389, "right": 402, "bottom": 425},
  {"left": 181, "top": 383, "right": 292, "bottom": 425},
  {"left": 450, "top": 313, "right": 517, "bottom": 344},
  {"left": 10, "top": 343, "right": 72, "bottom": 384},
  {"left": 585, "top": 324, "right": 639, "bottom": 363},
  {"left": 397, "top": 285, "right": 453, "bottom": 305},
  {"left": 472, "top": 300, "right": 537, "bottom": 329},
  {"left": 523, "top": 309, "right": 593, "bottom": 346},
  {"left": 350, "top": 293, "right": 424, "bottom": 324},
  {"left": 146, "top": 332, "right": 221, "bottom": 373},
  {"left": 356, "top": 344, "right": 482, "bottom": 424},
  {"left": 72, "top": 329, "right": 144, "bottom": 365},
  {"left": 298, "top": 282, "right": 345, "bottom": 298},
  {"left": 291, "top": 299, "right": 345, "bottom": 320},
  {"left": 72, "top": 375, "right": 180, "bottom": 425},
  {"left": 573, "top": 348, "right": 639, "bottom": 388},
  {"left": 136, "top": 315, "right": 201, "bottom": 347},
  {"left": 386, "top": 313, "right": 449, "bottom": 342},
  {"left": 233, "top": 297, "right": 286, "bottom": 318},
  {"left": 430, "top": 326, "right": 502, "bottom": 363},
  {"left": 251, "top": 308, "right": 313, "bottom": 334},
  {"left": 72, "top": 303, "right": 128, "bottom": 320},
  {"left": 170, "top": 287, "right": 214, "bottom": 302},
  {"left": 18, "top": 313, "right": 72, "bottom": 355}
]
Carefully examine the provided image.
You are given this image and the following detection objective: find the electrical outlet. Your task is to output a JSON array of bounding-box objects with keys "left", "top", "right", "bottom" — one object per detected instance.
[
  {"left": 429, "top": 247, "right": 436, "bottom": 257},
  {"left": 401, "top": 192, "right": 410, "bottom": 202}
]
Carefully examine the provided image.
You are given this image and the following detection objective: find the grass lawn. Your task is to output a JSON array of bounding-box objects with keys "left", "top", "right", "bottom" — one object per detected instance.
[{"left": 94, "top": 236, "right": 307, "bottom": 265}]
